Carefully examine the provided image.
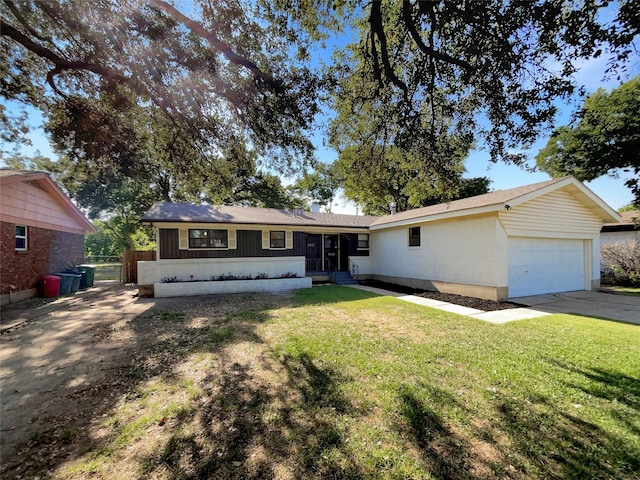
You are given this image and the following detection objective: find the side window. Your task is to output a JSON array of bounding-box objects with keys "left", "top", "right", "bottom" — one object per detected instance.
[
  {"left": 15, "top": 225, "right": 27, "bottom": 251},
  {"left": 357, "top": 233, "right": 369, "bottom": 249},
  {"left": 270, "top": 231, "right": 285, "bottom": 249},
  {"left": 409, "top": 226, "right": 420, "bottom": 247}
]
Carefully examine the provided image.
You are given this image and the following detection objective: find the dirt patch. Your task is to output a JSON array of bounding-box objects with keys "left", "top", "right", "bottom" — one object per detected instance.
[
  {"left": 0, "top": 286, "right": 297, "bottom": 479},
  {"left": 360, "top": 280, "right": 526, "bottom": 311}
]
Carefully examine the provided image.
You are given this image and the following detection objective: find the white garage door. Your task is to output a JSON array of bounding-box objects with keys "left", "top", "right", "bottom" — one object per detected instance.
[{"left": 508, "top": 237, "right": 585, "bottom": 298}]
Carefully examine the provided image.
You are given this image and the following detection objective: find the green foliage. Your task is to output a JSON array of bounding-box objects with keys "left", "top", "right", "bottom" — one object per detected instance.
[
  {"left": 291, "top": 163, "right": 340, "bottom": 211},
  {"left": 619, "top": 204, "right": 638, "bottom": 212},
  {"left": 319, "top": 0, "right": 639, "bottom": 168},
  {"left": 537, "top": 76, "right": 640, "bottom": 206},
  {"left": 334, "top": 144, "right": 491, "bottom": 214},
  {"left": 85, "top": 218, "right": 155, "bottom": 257},
  {"left": 3, "top": 0, "right": 639, "bottom": 219}
]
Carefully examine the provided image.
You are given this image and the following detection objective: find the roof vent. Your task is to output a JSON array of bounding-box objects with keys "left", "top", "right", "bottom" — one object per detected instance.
[
  {"left": 24, "top": 179, "right": 46, "bottom": 192},
  {"left": 389, "top": 202, "right": 396, "bottom": 215}
]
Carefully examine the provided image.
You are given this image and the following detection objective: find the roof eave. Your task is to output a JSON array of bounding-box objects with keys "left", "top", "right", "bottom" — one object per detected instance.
[{"left": 369, "top": 204, "right": 503, "bottom": 230}]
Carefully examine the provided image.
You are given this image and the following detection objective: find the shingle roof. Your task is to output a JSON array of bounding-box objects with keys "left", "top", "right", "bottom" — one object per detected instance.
[
  {"left": 141, "top": 176, "right": 618, "bottom": 229},
  {"left": 603, "top": 210, "right": 639, "bottom": 227},
  {"left": 141, "top": 202, "right": 378, "bottom": 228},
  {"left": 0, "top": 169, "right": 47, "bottom": 179},
  {"left": 370, "top": 177, "right": 566, "bottom": 226}
]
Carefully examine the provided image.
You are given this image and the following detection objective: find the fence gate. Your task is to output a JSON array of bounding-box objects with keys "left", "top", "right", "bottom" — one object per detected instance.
[{"left": 122, "top": 250, "right": 156, "bottom": 284}]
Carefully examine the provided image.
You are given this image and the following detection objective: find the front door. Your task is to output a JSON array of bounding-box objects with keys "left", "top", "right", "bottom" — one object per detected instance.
[
  {"left": 305, "top": 234, "right": 322, "bottom": 272},
  {"left": 324, "top": 234, "right": 339, "bottom": 272},
  {"left": 339, "top": 234, "right": 350, "bottom": 272}
]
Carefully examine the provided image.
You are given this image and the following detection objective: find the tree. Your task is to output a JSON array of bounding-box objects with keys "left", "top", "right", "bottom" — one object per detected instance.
[
  {"left": 277, "top": 0, "right": 638, "bottom": 202},
  {"left": 291, "top": 163, "right": 340, "bottom": 211},
  {"left": 1, "top": 0, "right": 319, "bottom": 200},
  {"left": 3, "top": 1, "right": 638, "bottom": 213},
  {"left": 536, "top": 75, "right": 640, "bottom": 206},
  {"left": 334, "top": 144, "right": 490, "bottom": 215}
]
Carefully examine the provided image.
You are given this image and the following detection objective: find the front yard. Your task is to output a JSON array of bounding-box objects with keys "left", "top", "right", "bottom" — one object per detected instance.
[{"left": 2, "top": 286, "right": 638, "bottom": 479}]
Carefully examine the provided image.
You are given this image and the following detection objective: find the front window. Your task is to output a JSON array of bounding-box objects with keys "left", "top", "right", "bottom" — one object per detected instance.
[
  {"left": 15, "top": 225, "right": 27, "bottom": 251},
  {"left": 409, "top": 226, "right": 421, "bottom": 247},
  {"left": 189, "top": 229, "right": 228, "bottom": 249},
  {"left": 357, "top": 234, "right": 369, "bottom": 249},
  {"left": 270, "top": 231, "right": 285, "bottom": 249}
]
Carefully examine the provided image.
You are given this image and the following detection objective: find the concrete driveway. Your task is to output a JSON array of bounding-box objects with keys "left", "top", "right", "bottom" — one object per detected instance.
[{"left": 515, "top": 290, "right": 640, "bottom": 325}]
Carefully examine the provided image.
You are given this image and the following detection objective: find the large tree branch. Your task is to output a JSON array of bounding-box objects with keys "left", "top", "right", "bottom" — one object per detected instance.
[
  {"left": 368, "top": 1, "right": 409, "bottom": 99},
  {"left": 1, "top": 20, "right": 129, "bottom": 85},
  {"left": 401, "top": 1, "right": 473, "bottom": 74},
  {"left": 148, "top": 0, "right": 281, "bottom": 91}
]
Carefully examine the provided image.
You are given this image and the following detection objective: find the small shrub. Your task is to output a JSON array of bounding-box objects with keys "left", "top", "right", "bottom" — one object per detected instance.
[
  {"left": 280, "top": 272, "right": 299, "bottom": 278},
  {"left": 601, "top": 240, "right": 640, "bottom": 286},
  {"left": 255, "top": 272, "right": 269, "bottom": 279}
]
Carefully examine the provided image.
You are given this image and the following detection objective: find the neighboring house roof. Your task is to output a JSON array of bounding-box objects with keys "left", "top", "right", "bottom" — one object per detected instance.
[
  {"left": 141, "top": 176, "right": 620, "bottom": 231},
  {"left": 369, "top": 176, "right": 620, "bottom": 229},
  {"left": 602, "top": 210, "right": 639, "bottom": 232},
  {"left": 141, "top": 202, "right": 378, "bottom": 228},
  {"left": 0, "top": 169, "right": 96, "bottom": 234}
]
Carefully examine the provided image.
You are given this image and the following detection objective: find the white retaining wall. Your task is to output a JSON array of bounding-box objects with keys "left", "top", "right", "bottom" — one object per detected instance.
[
  {"left": 154, "top": 277, "right": 312, "bottom": 298},
  {"left": 138, "top": 256, "right": 306, "bottom": 285}
]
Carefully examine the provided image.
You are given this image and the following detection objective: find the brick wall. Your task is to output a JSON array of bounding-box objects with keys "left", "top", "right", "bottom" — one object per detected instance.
[{"left": 0, "top": 221, "right": 85, "bottom": 294}]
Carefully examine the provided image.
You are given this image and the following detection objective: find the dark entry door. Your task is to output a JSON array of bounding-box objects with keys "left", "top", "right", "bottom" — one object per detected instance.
[
  {"left": 324, "top": 234, "right": 339, "bottom": 272},
  {"left": 339, "top": 234, "right": 350, "bottom": 271},
  {"left": 305, "top": 234, "right": 322, "bottom": 271}
]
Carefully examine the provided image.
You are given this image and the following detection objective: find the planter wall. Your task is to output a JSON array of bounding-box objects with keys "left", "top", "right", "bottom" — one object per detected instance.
[
  {"left": 154, "top": 276, "right": 312, "bottom": 298},
  {"left": 138, "top": 256, "right": 306, "bottom": 285}
]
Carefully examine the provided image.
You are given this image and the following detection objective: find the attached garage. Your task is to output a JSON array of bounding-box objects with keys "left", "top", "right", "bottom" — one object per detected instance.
[
  {"left": 508, "top": 237, "right": 586, "bottom": 297},
  {"left": 368, "top": 176, "right": 620, "bottom": 301}
]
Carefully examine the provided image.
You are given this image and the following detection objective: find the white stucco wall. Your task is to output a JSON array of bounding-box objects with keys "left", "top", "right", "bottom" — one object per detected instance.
[
  {"left": 601, "top": 230, "right": 640, "bottom": 246},
  {"left": 348, "top": 256, "right": 371, "bottom": 275},
  {"left": 369, "top": 215, "right": 502, "bottom": 287},
  {"left": 138, "top": 256, "right": 306, "bottom": 285}
]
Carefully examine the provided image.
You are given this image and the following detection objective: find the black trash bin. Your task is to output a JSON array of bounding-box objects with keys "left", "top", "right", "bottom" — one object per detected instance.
[{"left": 76, "top": 264, "right": 96, "bottom": 288}]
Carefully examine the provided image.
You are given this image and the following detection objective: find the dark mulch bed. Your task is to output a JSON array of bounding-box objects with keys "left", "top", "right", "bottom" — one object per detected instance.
[{"left": 360, "top": 280, "right": 527, "bottom": 312}]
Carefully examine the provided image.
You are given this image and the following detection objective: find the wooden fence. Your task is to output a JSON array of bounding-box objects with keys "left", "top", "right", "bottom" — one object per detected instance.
[{"left": 122, "top": 250, "right": 156, "bottom": 284}]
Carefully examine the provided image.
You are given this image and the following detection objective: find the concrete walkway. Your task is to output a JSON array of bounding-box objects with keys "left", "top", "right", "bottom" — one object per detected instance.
[
  {"left": 347, "top": 285, "right": 551, "bottom": 324},
  {"left": 348, "top": 285, "right": 640, "bottom": 325}
]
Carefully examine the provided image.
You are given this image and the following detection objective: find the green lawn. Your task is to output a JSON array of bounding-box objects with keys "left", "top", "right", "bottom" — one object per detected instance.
[{"left": 61, "top": 286, "right": 639, "bottom": 479}]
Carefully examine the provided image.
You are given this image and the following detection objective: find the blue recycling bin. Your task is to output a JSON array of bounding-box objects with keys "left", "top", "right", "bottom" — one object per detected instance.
[
  {"left": 55, "top": 272, "right": 82, "bottom": 294},
  {"left": 55, "top": 273, "right": 74, "bottom": 295}
]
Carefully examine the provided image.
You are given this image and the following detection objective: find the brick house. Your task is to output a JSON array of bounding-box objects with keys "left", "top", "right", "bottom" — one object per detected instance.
[{"left": 0, "top": 170, "right": 96, "bottom": 304}]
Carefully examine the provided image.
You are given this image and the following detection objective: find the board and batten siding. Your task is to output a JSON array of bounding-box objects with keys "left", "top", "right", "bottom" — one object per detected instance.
[
  {"left": 159, "top": 229, "right": 306, "bottom": 259},
  {"left": 499, "top": 189, "right": 603, "bottom": 238},
  {"left": 0, "top": 179, "right": 86, "bottom": 234}
]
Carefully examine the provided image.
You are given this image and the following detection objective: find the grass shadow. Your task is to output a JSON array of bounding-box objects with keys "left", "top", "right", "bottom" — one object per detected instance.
[{"left": 491, "top": 391, "right": 640, "bottom": 478}]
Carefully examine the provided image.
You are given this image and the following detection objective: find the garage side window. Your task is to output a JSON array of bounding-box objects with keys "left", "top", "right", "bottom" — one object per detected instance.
[
  {"left": 409, "top": 226, "right": 420, "bottom": 247},
  {"left": 189, "top": 229, "right": 228, "bottom": 248},
  {"left": 15, "top": 225, "right": 27, "bottom": 251}
]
